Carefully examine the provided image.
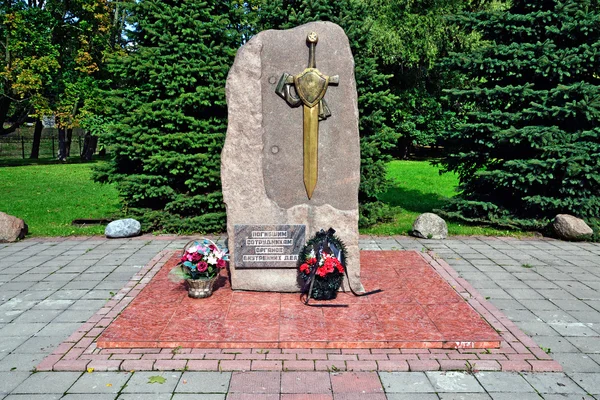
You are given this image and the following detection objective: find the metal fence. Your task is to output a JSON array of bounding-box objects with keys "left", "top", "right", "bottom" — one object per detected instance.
[{"left": 0, "top": 127, "right": 90, "bottom": 160}]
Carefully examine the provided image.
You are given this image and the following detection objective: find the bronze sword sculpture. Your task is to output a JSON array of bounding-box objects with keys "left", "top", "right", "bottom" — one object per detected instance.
[{"left": 275, "top": 32, "right": 339, "bottom": 199}]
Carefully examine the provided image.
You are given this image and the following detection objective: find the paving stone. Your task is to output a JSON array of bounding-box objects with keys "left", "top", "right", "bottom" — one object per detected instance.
[
  {"left": 379, "top": 372, "right": 435, "bottom": 393},
  {"left": 281, "top": 371, "right": 331, "bottom": 394},
  {"left": 540, "top": 394, "right": 595, "bottom": 400},
  {"left": 385, "top": 395, "right": 439, "bottom": 400},
  {"left": 117, "top": 394, "right": 174, "bottom": 400},
  {"left": 228, "top": 371, "right": 280, "bottom": 393},
  {"left": 488, "top": 393, "right": 542, "bottom": 400},
  {"left": 0, "top": 352, "right": 46, "bottom": 371},
  {"left": 13, "top": 335, "right": 64, "bottom": 353},
  {"left": 12, "top": 308, "right": 63, "bottom": 323},
  {"left": 175, "top": 372, "right": 231, "bottom": 393},
  {"left": 438, "top": 394, "right": 492, "bottom": 400},
  {"left": 331, "top": 394, "right": 386, "bottom": 400},
  {"left": 567, "top": 337, "right": 600, "bottom": 353},
  {"left": 0, "top": 322, "right": 45, "bottom": 336},
  {"left": 11, "top": 371, "right": 81, "bottom": 394},
  {"left": 0, "top": 371, "right": 31, "bottom": 394},
  {"left": 120, "top": 371, "right": 181, "bottom": 393},
  {"left": 0, "top": 336, "right": 29, "bottom": 356},
  {"left": 552, "top": 353, "right": 600, "bottom": 373},
  {"left": 36, "top": 322, "right": 83, "bottom": 337},
  {"left": 474, "top": 372, "right": 533, "bottom": 392},
  {"left": 521, "top": 372, "right": 586, "bottom": 394},
  {"left": 330, "top": 372, "right": 383, "bottom": 394},
  {"left": 426, "top": 372, "right": 484, "bottom": 393},
  {"left": 61, "top": 395, "right": 118, "bottom": 400},
  {"left": 68, "top": 371, "right": 131, "bottom": 393},
  {"left": 569, "top": 372, "right": 600, "bottom": 395},
  {"left": 54, "top": 309, "right": 96, "bottom": 323},
  {"left": 3, "top": 395, "right": 62, "bottom": 400},
  {"left": 516, "top": 321, "right": 560, "bottom": 336}
]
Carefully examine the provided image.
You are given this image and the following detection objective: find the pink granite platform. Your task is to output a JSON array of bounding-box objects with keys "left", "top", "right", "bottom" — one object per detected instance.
[{"left": 36, "top": 249, "right": 562, "bottom": 372}]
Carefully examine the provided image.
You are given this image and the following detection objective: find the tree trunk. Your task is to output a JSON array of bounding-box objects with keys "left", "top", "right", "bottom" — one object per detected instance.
[
  {"left": 57, "top": 127, "right": 67, "bottom": 161},
  {"left": 29, "top": 119, "right": 43, "bottom": 159},
  {"left": 80, "top": 131, "right": 98, "bottom": 161},
  {"left": 397, "top": 136, "right": 411, "bottom": 160},
  {"left": 65, "top": 128, "right": 73, "bottom": 156}
]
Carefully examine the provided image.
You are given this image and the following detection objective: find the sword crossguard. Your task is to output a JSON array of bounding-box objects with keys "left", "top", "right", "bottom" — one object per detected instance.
[{"left": 275, "top": 73, "right": 302, "bottom": 107}]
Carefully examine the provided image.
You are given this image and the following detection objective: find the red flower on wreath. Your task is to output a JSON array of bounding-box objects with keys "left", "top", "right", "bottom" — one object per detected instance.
[{"left": 300, "top": 263, "right": 310, "bottom": 274}]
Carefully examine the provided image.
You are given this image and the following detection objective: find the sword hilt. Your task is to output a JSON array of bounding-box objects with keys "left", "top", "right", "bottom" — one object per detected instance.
[{"left": 307, "top": 32, "right": 318, "bottom": 68}]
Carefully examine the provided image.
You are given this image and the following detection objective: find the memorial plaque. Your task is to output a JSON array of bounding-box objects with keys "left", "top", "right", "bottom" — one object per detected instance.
[{"left": 234, "top": 224, "right": 306, "bottom": 269}]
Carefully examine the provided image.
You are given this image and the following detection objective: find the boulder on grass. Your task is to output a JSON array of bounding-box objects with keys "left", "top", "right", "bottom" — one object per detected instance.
[
  {"left": 552, "top": 214, "right": 593, "bottom": 241},
  {"left": 411, "top": 213, "right": 448, "bottom": 239},
  {"left": 105, "top": 219, "right": 141, "bottom": 238},
  {"left": 0, "top": 212, "right": 28, "bottom": 242}
]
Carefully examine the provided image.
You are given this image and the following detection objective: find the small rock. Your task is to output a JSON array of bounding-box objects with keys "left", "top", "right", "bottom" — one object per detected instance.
[
  {"left": 0, "top": 211, "right": 28, "bottom": 242},
  {"left": 552, "top": 214, "right": 593, "bottom": 241},
  {"left": 105, "top": 218, "right": 141, "bottom": 238},
  {"left": 412, "top": 213, "right": 448, "bottom": 240}
]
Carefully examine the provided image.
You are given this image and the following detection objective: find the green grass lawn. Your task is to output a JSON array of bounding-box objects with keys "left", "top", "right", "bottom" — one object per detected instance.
[
  {"left": 0, "top": 159, "right": 528, "bottom": 238},
  {"left": 0, "top": 162, "right": 121, "bottom": 236},
  {"left": 362, "top": 160, "right": 530, "bottom": 237}
]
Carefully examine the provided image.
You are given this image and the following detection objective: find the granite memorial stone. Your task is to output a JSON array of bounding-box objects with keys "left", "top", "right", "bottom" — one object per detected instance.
[{"left": 221, "top": 21, "right": 362, "bottom": 292}]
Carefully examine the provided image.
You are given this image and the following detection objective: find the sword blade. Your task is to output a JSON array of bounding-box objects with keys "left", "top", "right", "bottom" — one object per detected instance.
[{"left": 303, "top": 105, "right": 319, "bottom": 199}]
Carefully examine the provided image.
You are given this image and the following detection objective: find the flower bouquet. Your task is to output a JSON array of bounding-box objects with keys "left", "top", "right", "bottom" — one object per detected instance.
[
  {"left": 298, "top": 228, "right": 347, "bottom": 300},
  {"left": 169, "top": 239, "right": 229, "bottom": 298}
]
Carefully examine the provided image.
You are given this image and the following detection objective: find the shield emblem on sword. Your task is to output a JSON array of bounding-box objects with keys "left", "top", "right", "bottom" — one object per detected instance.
[{"left": 294, "top": 69, "right": 329, "bottom": 108}]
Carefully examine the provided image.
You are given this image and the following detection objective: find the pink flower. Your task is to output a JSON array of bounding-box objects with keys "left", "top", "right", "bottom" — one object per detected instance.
[
  {"left": 190, "top": 252, "right": 202, "bottom": 263},
  {"left": 217, "top": 258, "right": 227, "bottom": 268},
  {"left": 197, "top": 261, "right": 208, "bottom": 272}
]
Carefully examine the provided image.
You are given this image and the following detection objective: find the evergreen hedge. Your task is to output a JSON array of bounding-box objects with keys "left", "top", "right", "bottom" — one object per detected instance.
[
  {"left": 438, "top": 0, "right": 600, "bottom": 235},
  {"left": 94, "top": 0, "right": 244, "bottom": 233},
  {"left": 97, "top": 0, "right": 398, "bottom": 232}
]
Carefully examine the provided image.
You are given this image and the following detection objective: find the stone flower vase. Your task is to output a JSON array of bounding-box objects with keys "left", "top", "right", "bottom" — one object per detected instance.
[{"left": 186, "top": 276, "right": 218, "bottom": 299}]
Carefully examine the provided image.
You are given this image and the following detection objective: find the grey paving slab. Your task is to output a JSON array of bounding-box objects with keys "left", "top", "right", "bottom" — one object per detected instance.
[
  {"left": 3, "top": 395, "right": 62, "bottom": 400},
  {"left": 556, "top": 352, "right": 600, "bottom": 374},
  {"left": 386, "top": 395, "right": 440, "bottom": 400},
  {"left": 426, "top": 372, "right": 485, "bottom": 393},
  {"left": 567, "top": 337, "right": 600, "bottom": 353},
  {"left": 521, "top": 373, "right": 586, "bottom": 394},
  {"left": 11, "top": 371, "right": 82, "bottom": 394},
  {"left": 474, "top": 372, "right": 534, "bottom": 392},
  {"left": 67, "top": 371, "right": 131, "bottom": 394},
  {"left": 569, "top": 372, "right": 600, "bottom": 395},
  {"left": 13, "top": 335, "right": 64, "bottom": 353},
  {"left": 0, "top": 371, "right": 31, "bottom": 395},
  {"left": 488, "top": 393, "right": 542, "bottom": 400},
  {"left": 60, "top": 395, "right": 117, "bottom": 400},
  {"left": 438, "top": 394, "right": 492, "bottom": 400},
  {"left": 379, "top": 372, "right": 436, "bottom": 393},
  {"left": 0, "top": 352, "right": 47, "bottom": 371},
  {"left": 117, "top": 394, "right": 173, "bottom": 400},
  {"left": 175, "top": 372, "right": 231, "bottom": 393},
  {"left": 120, "top": 372, "right": 182, "bottom": 393}
]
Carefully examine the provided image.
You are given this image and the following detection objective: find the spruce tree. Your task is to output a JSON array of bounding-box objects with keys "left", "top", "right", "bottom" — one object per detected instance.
[
  {"left": 439, "top": 0, "right": 600, "bottom": 234},
  {"left": 255, "top": 0, "right": 400, "bottom": 227},
  {"left": 95, "top": 0, "right": 244, "bottom": 232}
]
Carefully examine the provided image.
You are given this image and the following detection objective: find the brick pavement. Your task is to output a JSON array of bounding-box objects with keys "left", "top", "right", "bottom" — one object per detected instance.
[{"left": 0, "top": 235, "right": 599, "bottom": 399}]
